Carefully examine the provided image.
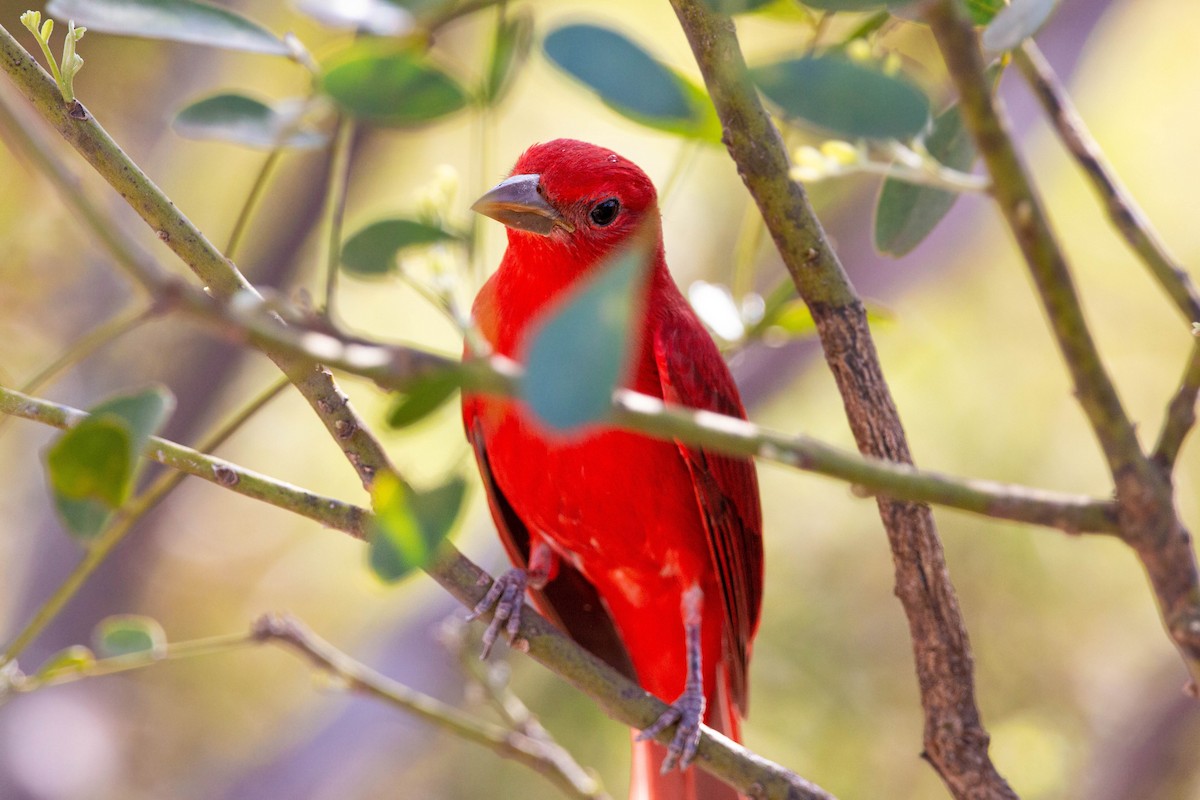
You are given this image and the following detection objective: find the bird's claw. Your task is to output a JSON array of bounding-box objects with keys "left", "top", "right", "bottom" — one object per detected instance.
[
  {"left": 467, "top": 567, "right": 529, "bottom": 659},
  {"left": 636, "top": 683, "right": 707, "bottom": 772}
]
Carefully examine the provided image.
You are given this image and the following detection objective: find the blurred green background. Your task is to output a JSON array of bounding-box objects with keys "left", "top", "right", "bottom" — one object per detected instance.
[{"left": 2, "top": 0, "right": 1199, "bottom": 798}]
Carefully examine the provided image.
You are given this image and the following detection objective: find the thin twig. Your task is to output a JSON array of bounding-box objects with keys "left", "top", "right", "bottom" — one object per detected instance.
[
  {"left": 668, "top": 3, "right": 1015, "bottom": 797},
  {"left": 321, "top": 114, "right": 355, "bottom": 316},
  {"left": 254, "top": 613, "right": 609, "bottom": 800},
  {"left": 1154, "top": 339, "right": 1200, "bottom": 473},
  {"left": 225, "top": 147, "right": 285, "bottom": 261},
  {"left": 1013, "top": 41, "right": 1200, "bottom": 323},
  {"left": 0, "top": 377, "right": 295, "bottom": 665},
  {"left": 927, "top": 0, "right": 1200, "bottom": 690}
]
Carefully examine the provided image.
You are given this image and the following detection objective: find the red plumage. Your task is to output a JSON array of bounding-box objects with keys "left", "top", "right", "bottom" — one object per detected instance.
[{"left": 463, "top": 139, "right": 763, "bottom": 800}]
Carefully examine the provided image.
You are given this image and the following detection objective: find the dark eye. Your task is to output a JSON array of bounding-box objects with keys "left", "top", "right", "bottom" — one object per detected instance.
[{"left": 589, "top": 198, "right": 620, "bottom": 227}]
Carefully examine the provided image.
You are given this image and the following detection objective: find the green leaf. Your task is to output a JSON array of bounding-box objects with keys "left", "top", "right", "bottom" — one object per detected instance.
[
  {"left": 90, "top": 387, "right": 175, "bottom": 459},
  {"left": 172, "top": 93, "right": 330, "bottom": 150},
  {"left": 341, "top": 218, "right": 461, "bottom": 276},
  {"left": 34, "top": 645, "right": 96, "bottom": 680},
  {"left": 482, "top": 10, "right": 533, "bottom": 105},
  {"left": 752, "top": 54, "right": 930, "bottom": 139},
  {"left": 44, "top": 386, "right": 175, "bottom": 540},
  {"left": 963, "top": 0, "right": 1005, "bottom": 25},
  {"left": 47, "top": 419, "right": 132, "bottom": 509},
  {"left": 982, "top": 0, "right": 1059, "bottom": 53},
  {"left": 768, "top": 299, "right": 818, "bottom": 339},
  {"left": 520, "top": 240, "right": 650, "bottom": 432},
  {"left": 874, "top": 104, "right": 977, "bottom": 256},
  {"left": 94, "top": 615, "right": 167, "bottom": 659},
  {"left": 322, "top": 44, "right": 469, "bottom": 127},
  {"left": 543, "top": 24, "right": 720, "bottom": 142},
  {"left": 45, "top": 0, "right": 288, "bottom": 56},
  {"left": 369, "top": 471, "right": 467, "bottom": 583},
  {"left": 386, "top": 371, "right": 462, "bottom": 428},
  {"left": 293, "top": 0, "right": 414, "bottom": 36}
]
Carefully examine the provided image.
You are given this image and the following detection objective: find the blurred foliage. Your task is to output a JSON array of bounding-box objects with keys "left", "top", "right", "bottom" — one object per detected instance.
[{"left": 1, "top": 0, "right": 1199, "bottom": 799}]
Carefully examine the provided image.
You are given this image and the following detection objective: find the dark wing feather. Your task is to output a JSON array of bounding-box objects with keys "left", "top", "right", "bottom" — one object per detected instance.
[
  {"left": 653, "top": 315, "right": 764, "bottom": 714},
  {"left": 466, "top": 415, "right": 638, "bottom": 682}
]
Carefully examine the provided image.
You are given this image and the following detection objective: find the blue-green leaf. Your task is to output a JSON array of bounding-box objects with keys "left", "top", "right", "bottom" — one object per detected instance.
[
  {"left": 386, "top": 371, "right": 462, "bottom": 428},
  {"left": 874, "top": 104, "right": 977, "bottom": 255},
  {"left": 322, "top": 44, "right": 468, "bottom": 127},
  {"left": 519, "top": 240, "right": 650, "bottom": 432},
  {"left": 369, "top": 471, "right": 467, "bottom": 583},
  {"left": 94, "top": 615, "right": 167, "bottom": 659},
  {"left": 341, "top": 218, "right": 462, "bottom": 277},
  {"left": 752, "top": 54, "right": 930, "bottom": 139},
  {"left": 173, "top": 93, "right": 330, "bottom": 150},
  {"left": 46, "top": 0, "right": 288, "bottom": 55},
  {"left": 543, "top": 24, "right": 720, "bottom": 142},
  {"left": 982, "top": 0, "right": 1059, "bottom": 53}
]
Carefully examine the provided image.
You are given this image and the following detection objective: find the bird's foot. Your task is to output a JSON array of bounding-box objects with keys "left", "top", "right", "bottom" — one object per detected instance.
[
  {"left": 467, "top": 567, "right": 530, "bottom": 659},
  {"left": 636, "top": 682, "right": 707, "bottom": 773}
]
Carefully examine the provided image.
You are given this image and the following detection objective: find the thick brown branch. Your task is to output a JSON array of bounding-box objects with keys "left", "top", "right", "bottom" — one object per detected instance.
[{"left": 667, "top": 2, "right": 1014, "bottom": 798}]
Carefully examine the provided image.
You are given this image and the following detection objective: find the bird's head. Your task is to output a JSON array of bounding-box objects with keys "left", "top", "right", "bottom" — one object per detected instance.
[{"left": 471, "top": 139, "right": 660, "bottom": 263}]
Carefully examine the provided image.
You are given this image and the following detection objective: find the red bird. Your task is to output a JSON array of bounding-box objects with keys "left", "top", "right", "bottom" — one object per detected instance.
[{"left": 463, "top": 139, "right": 763, "bottom": 800}]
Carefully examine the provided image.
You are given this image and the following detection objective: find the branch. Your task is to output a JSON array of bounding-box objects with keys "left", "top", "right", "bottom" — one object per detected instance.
[
  {"left": 667, "top": 2, "right": 1015, "bottom": 798},
  {"left": 253, "top": 614, "right": 610, "bottom": 800},
  {"left": 1010, "top": 41, "right": 1200, "bottom": 478},
  {"left": 0, "top": 384, "right": 832, "bottom": 799},
  {"left": 926, "top": 3, "right": 1144, "bottom": 485},
  {"left": 1013, "top": 41, "right": 1200, "bottom": 323},
  {"left": 926, "top": 1, "right": 1200, "bottom": 690},
  {"left": 1154, "top": 340, "right": 1200, "bottom": 472}
]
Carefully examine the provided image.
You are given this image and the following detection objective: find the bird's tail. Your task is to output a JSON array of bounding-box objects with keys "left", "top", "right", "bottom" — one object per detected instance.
[{"left": 629, "top": 667, "right": 741, "bottom": 800}]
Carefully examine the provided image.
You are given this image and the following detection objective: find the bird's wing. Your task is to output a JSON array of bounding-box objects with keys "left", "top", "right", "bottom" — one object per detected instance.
[
  {"left": 463, "top": 407, "right": 638, "bottom": 682},
  {"left": 652, "top": 309, "right": 764, "bottom": 714}
]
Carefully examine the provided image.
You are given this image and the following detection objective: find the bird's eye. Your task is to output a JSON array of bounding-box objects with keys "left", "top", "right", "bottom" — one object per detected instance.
[{"left": 589, "top": 198, "right": 620, "bottom": 227}]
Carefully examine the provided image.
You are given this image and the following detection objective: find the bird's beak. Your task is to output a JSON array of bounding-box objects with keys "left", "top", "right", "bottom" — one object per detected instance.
[{"left": 470, "top": 173, "right": 575, "bottom": 236}]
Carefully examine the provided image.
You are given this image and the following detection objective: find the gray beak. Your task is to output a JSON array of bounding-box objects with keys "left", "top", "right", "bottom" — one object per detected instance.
[{"left": 470, "top": 173, "right": 574, "bottom": 236}]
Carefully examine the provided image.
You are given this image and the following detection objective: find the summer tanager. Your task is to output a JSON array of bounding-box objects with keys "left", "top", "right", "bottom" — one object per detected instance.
[{"left": 463, "top": 139, "right": 763, "bottom": 800}]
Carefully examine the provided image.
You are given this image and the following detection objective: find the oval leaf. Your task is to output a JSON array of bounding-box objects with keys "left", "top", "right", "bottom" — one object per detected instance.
[
  {"left": 369, "top": 471, "right": 466, "bottom": 583},
  {"left": 342, "top": 218, "right": 461, "bottom": 276},
  {"left": 94, "top": 615, "right": 167, "bottom": 659},
  {"left": 47, "top": 420, "right": 132, "bottom": 509},
  {"left": 46, "top": 0, "right": 287, "bottom": 55},
  {"left": 173, "top": 93, "right": 330, "bottom": 150},
  {"left": 34, "top": 645, "right": 96, "bottom": 680},
  {"left": 520, "top": 240, "right": 650, "bottom": 432},
  {"left": 544, "top": 24, "right": 689, "bottom": 121},
  {"left": 982, "top": 0, "right": 1059, "bottom": 53},
  {"left": 543, "top": 24, "right": 720, "bottom": 141},
  {"left": 752, "top": 54, "right": 930, "bottom": 139},
  {"left": 874, "top": 104, "right": 977, "bottom": 256},
  {"left": 44, "top": 386, "right": 175, "bottom": 540},
  {"left": 322, "top": 45, "right": 468, "bottom": 127},
  {"left": 386, "top": 371, "right": 462, "bottom": 428}
]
